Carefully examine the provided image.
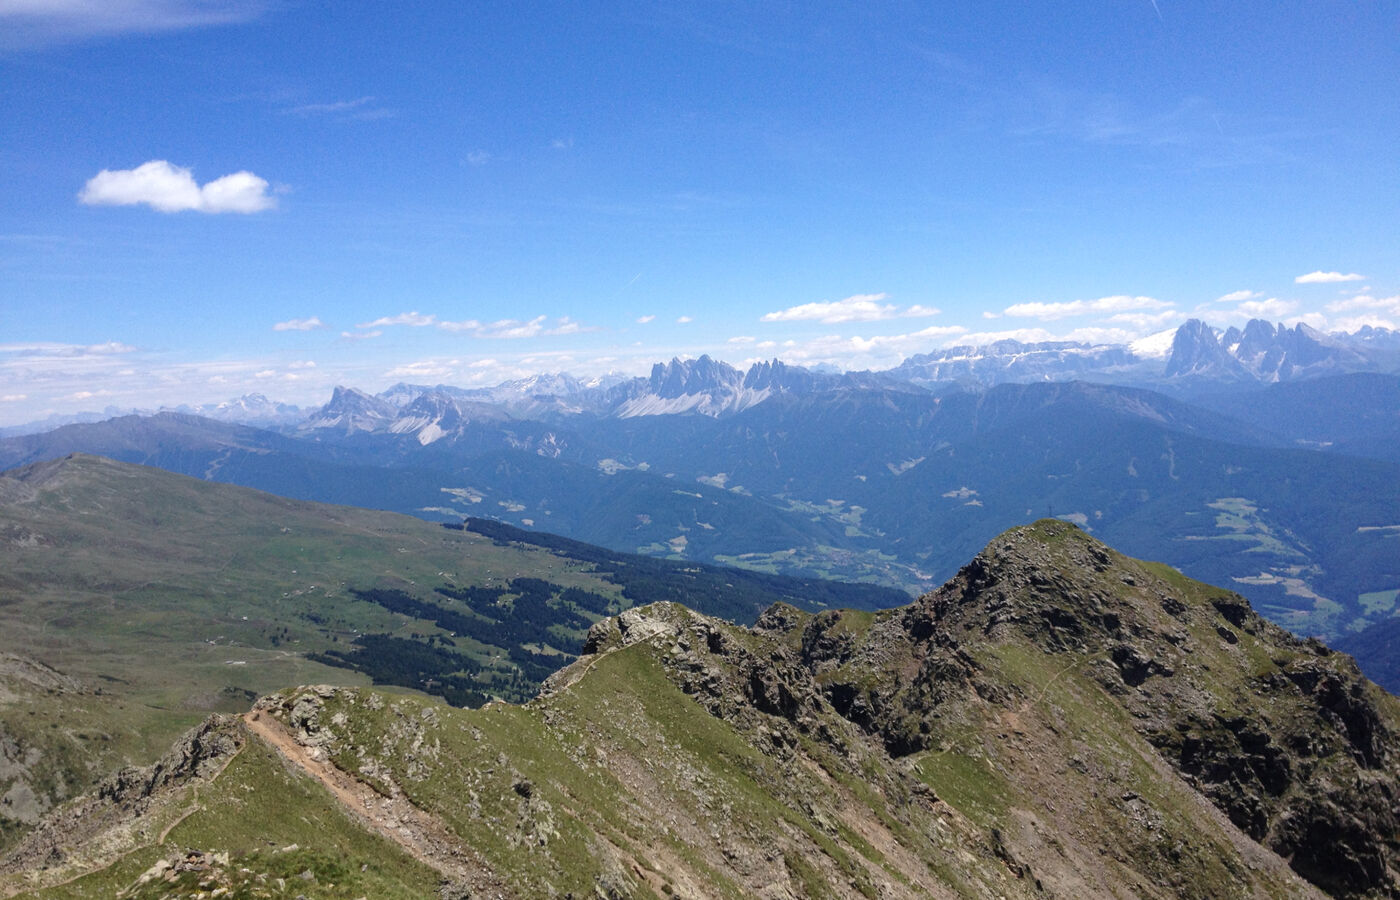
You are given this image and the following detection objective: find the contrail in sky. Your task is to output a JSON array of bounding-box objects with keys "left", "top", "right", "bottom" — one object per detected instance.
[
  {"left": 608, "top": 272, "right": 643, "bottom": 302},
  {"left": 1149, "top": 0, "right": 1164, "bottom": 22}
]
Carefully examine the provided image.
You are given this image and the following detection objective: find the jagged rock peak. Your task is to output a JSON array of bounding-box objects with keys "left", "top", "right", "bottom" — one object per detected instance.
[
  {"left": 1164, "top": 319, "right": 1244, "bottom": 378},
  {"left": 646, "top": 355, "right": 741, "bottom": 397},
  {"left": 567, "top": 520, "right": 1400, "bottom": 897}
]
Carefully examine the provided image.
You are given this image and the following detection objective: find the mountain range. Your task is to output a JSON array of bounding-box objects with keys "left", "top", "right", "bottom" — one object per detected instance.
[
  {"left": 2, "top": 316, "right": 1398, "bottom": 686},
  {"left": 6, "top": 318, "right": 1399, "bottom": 441}
]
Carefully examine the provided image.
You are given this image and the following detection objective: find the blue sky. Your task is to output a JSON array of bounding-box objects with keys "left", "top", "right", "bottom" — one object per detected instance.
[{"left": 1, "top": 0, "right": 1396, "bottom": 424}]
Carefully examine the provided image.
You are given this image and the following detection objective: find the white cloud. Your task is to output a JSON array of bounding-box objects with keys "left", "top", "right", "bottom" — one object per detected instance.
[
  {"left": 1324, "top": 296, "right": 1400, "bottom": 333},
  {"left": 677, "top": 315, "right": 693, "bottom": 324},
  {"left": 273, "top": 316, "right": 323, "bottom": 332},
  {"left": 945, "top": 327, "right": 1057, "bottom": 346},
  {"left": 1001, "top": 295, "right": 1169, "bottom": 321},
  {"left": 1, "top": 394, "right": 26, "bottom": 402},
  {"left": 1326, "top": 294, "right": 1400, "bottom": 314},
  {"left": 1216, "top": 289, "right": 1262, "bottom": 303},
  {"left": 0, "top": 341, "right": 135, "bottom": 357},
  {"left": 636, "top": 315, "right": 655, "bottom": 324},
  {"left": 0, "top": 0, "right": 265, "bottom": 48},
  {"left": 343, "top": 310, "right": 599, "bottom": 340},
  {"left": 1295, "top": 270, "right": 1365, "bottom": 284},
  {"left": 1237, "top": 297, "right": 1297, "bottom": 318},
  {"left": 547, "top": 316, "right": 585, "bottom": 336},
  {"left": 464, "top": 150, "right": 492, "bottom": 166},
  {"left": 1106, "top": 309, "right": 1184, "bottom": 330},
  {"left": 87, "top": 341, "right": 136, "bottom": 355},
  {"left": 79, "top": 160, "right": 275, "bottom": 214},
  {"left": 776, "top": 325, "right": 969, "bottom": 368},
  {"left": 761, "top": 293, "right": 940, "bottom": 324},
  {"left": 727, "top": 336, "right": 756, "bottom": 344},
  {"left": 288, "top": 360, "right": 317, "bottom": 369},
  {"left": 944, "top": 326, "right": 1149, "bottom": 347},
  {"left": 482, "top": 316, "right": 546, "bottom": 339},
  {"left": 340, "top": 330, "right": 382, "bottom": 341},
  {"left": 358, "top": 311, "right": 436, "bottom": 328},
  {"left": 1332, "top": 314, "right": 1399, "bottom": 332},
  {"left": 439, "top": 315, "right": 595, "bottom": 339},
  {"left": 386, "top": 359, "right": 460, "bottom": 379}
]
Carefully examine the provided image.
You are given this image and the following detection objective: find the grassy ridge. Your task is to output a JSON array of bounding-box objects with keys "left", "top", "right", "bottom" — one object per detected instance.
[{"left": 0, "top": 454, "right": 905, "bottom": 852}]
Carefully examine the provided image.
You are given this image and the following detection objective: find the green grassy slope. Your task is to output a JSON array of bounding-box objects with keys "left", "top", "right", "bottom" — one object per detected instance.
[
  {"left": 0, "top": 453, "right": 899, "bottom": 853},
  {"left": 25, "top": 522, "right": 1393, "bottom": 897}
]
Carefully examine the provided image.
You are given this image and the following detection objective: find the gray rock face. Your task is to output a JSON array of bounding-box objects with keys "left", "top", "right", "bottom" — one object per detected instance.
[
  {"left": 572, "top": 522, "right": 1400, "bottom": 899},
  {"left": 0, "top": 715, "right": 244, "bottom": 875}
]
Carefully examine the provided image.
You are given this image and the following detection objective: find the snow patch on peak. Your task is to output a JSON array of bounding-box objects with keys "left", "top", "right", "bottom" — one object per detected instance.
[{"left": 1129, "top": 328, "right": 1178, "bottom": 359}]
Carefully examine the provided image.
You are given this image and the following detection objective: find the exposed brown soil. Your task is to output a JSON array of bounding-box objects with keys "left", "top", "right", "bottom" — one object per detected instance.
[{"left": 240, "top": 709, "right": 510, "bottom": 897}]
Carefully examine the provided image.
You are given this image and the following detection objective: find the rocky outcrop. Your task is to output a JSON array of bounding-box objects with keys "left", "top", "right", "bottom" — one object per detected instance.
[
  {"left": 0, "top": 716, "right": 243, "bottom": 877},
  {"left": 12, "top": 522, "right": 1398, "bottom": 898},
  {"left": 565, "top": 520, "right": 1400, "bottom": 898}
]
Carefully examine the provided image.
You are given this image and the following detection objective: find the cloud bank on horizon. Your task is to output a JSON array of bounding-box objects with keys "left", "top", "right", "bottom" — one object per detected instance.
[{"left": 1, "top": 2, "right": 1396, "bottom": 425}]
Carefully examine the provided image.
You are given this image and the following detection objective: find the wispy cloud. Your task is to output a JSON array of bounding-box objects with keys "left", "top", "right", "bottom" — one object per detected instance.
[
  {"left": 1002, "top": 295, "right": 1169, "bottom": 321},
  {"left": 1325, "top": 294, "right": 1400, "bottom": 331},
  {"left": 439, "top": 315, "right": 592, "bottom": 339},
  {"left": 386, "top": 359, "right": 460, "bottom": 379},
  {"left": 1296, "top": 270, "right": 1365, "bottom": 284},
  {"left": 761, "top": 293, "right": 939, "bottom": 324},
  {"left": 0, "top": 341, "right": 136, "bottom": 357},
  {"left": 283, "top": 96, "right": 395, "bottom": 121},
  {"left": 1237, "top": 297, "right": 1297, "bottom": 318},
  {"left": 948, "top": 326, "right": 1142, "bottom": 347},
  {"left": 774, "top": 325, "right": 969, "bottom": 368},
  {"left": 1204, "top": 297, "right": 1303, "bottom": 324},
  {"left": 0, "top": 0, "right": 266, "bottom": 49},
  {"left": 273, "top": 316, "right": 324, "bottom": 332},
  {"left": 676, "top": 315, "right": 693, "bottom": 324},
  {"left": 79, "top": 161, "right": 275, "bottom": 214},
  {"left": 1326, "top": 293, "right": 1400, "bottom": 314},
  {"left": 483, "top": 317, "right": 548, "bottom": 339},
  {"left": 1331, "top": 313, "right": 1398, "bottom": 332},
  {"left": 1216, "top": 289, "right": 1262, "bottom": 303},
  {"left": 1106, "top": 309, "right": 1183, "bottom": 330},
  {"left": 358, "top": 311, "right": 437, "bottom": 328},
  {"left": 351, "top": 310, "right": 596, "bottom": 339},
  {"left": 340, "top": 330, "right": 381, "bottom": 341},
  {"left": 636, "top": 314, "right": 656, "bottom": 324}
]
